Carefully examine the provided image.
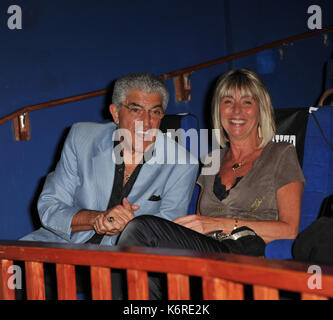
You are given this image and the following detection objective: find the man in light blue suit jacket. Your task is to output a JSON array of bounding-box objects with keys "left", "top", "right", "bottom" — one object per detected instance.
[{"left": 21, "top": 72, "right": 198, "bottom": 246}]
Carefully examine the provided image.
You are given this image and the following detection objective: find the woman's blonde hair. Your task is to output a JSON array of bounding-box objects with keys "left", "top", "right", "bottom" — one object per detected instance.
[{"left": 212, "top": 68, "right": 276, "bottom": 148}]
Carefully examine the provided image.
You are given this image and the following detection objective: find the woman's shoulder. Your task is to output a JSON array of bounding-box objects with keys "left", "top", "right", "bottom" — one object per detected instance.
[
  {"left": 255, "top": 141, "right": 300, "bottom": 173},
  {"left": 265, "top": 140, "right": 295, "bottom": 152},
  {"left": 263, "top": 141, "right": 297, "bottom": 159}
]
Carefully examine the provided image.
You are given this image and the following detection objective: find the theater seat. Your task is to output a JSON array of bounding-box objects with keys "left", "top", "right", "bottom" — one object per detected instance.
[
  {"left": 318, "top": 88, "right": 333, "bottom": 106},
  {"left": 325, "top": 59, "right": 333, "bottom": 90},
  {"left": 265, "top": 105, "right": 333, "bottom": 259},
  {"left": 160, "top": 113, "right": 200, "bottom": 214}
]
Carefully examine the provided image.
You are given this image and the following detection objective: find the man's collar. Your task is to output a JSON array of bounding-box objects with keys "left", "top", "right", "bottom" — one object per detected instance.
[{"left": 113, "top": 135, "right": 155, "bottom": 165}]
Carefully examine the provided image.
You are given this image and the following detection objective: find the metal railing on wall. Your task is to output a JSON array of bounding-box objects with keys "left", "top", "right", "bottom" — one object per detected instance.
[{"left": 0, "top": 26, "right": 332, "bottom": 141}]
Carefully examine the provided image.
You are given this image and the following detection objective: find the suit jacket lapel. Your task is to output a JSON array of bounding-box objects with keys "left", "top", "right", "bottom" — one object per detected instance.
[
  {"left": 92, "top": 148, "right": 115, "bottom": 210},
  {"left": 92, "top": 124, "right": 117, "bottom": 210},
  {"left": 91, "top": 128, "right": 167, "bottom": 209}
]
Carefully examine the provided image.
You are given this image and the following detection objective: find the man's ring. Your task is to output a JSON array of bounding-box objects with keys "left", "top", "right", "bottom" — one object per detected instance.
[{"left": 107, "top": 217, "right": 115, "bottom": 223}]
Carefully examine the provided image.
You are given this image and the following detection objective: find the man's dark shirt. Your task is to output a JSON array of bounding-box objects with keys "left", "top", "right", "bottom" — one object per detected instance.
[{"left": 86, "top": 142, "right": 152, "bottom": 244}]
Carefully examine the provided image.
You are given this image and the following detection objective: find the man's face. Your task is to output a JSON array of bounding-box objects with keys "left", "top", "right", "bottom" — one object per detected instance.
[{"left": 110, "top": 89, "right": 164, "bottom": 155}]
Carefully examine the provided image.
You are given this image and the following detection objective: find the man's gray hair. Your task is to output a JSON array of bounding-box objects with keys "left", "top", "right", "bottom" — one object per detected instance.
[{"left": 112, "top": 72, "right": 169, "bottom": 110}]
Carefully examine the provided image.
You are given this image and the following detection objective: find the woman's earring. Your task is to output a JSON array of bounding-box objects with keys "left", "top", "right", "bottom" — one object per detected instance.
[{"left": 258, "top": 125, "right": 262, "bottom": 139}]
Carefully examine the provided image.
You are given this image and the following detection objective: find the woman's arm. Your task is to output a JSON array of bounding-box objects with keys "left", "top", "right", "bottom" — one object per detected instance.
[
  {"left": 174, "top": 181, "right": 303, "bottom": 244},
  {"left": 233, "top": 181, "right": 303, "bottom": 243}
]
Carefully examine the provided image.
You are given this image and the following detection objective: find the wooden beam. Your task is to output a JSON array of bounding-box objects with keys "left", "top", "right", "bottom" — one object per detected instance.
[
  {"left": 202, "top": 277, "right": 228, "bottom": 300},
  {"left": 167, "top": 273, "right": 190, "bottom": 300},
  {"left": 25, "top": 261, "right": 45, "bottom": 300},
  {"left": 301, "top": 292, "right": 328, "bottom": 300},
  {"left": 253, "top": 285, "right": 279, "bottom": 300},
  {"left": 173, "top": 73, "right": 191, "bottom": 101},
  {"left": 0, "top": 260, "right": 15, "bottom": 300},
  {"left": 127, "top": 270, "right": 149, "bottom": 300},
  {"left": 56, "top": 264, "right": 77, "bottom": 300},
  {"left": 90, "top": 266, "right": 112, "bottom": 300},
  {"left": 13, "top": 112, "right": 30, "bottom": 141},
  {"left": 1, "top": 241, "right": 333, "bottom": 299}
]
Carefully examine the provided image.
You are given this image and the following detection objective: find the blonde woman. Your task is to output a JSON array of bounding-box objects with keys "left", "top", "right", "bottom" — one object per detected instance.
[{"left": 118, "top": 69, "right": 305, "bottom": 259}]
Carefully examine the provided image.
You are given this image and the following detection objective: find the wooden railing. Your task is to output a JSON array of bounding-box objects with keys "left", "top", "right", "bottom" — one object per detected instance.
[
  {"left": 0, "top": 26, "right": 332, "bottom": 138},
  {"left": 1, "top": 240, "right": 333, "bottom": 300},
  {"left": 160, "top": 27, "right": 333, "bottom": 81}
]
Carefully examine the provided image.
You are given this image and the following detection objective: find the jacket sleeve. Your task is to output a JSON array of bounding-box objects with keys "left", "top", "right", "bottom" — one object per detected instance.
[{"left": 37, "top": 124, "right": 82, "bottom": 241}]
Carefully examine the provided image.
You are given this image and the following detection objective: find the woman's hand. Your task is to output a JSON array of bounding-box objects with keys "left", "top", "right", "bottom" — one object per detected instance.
[
  {"left": 173, "top": 214, "right": 221, "bottom": 234},
  {"left": 94, "top": 198, "right": 139, "bottom": 236}
]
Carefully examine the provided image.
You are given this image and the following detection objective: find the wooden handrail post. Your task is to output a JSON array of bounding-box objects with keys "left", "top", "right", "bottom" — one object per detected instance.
[
  {"left": 173, "top": 73, "right": 192, "bottom": 102},
  {"left": 13, "top": 112, "right": 30, "bottom": 141}
]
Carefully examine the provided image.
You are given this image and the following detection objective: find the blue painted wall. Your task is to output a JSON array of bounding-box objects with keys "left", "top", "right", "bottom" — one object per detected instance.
[{"left": 0, "top": 0, "right": 332, "bottom": 239}]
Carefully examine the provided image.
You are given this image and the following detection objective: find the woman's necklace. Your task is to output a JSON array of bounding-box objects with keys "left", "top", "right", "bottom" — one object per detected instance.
[
  {"left": 230, "top": 141, "right": 262, "bottom": 172},
  {"left": 231, "top": 153, "right": 253, "bottom": 172},
  {"left": 232, "top": 162, "right": 243, "bottom": 171}
]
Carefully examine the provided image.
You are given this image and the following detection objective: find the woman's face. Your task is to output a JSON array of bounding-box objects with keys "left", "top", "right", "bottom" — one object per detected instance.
[{"left": 220, "top": 86, "right": 260, "bottom": 143}]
